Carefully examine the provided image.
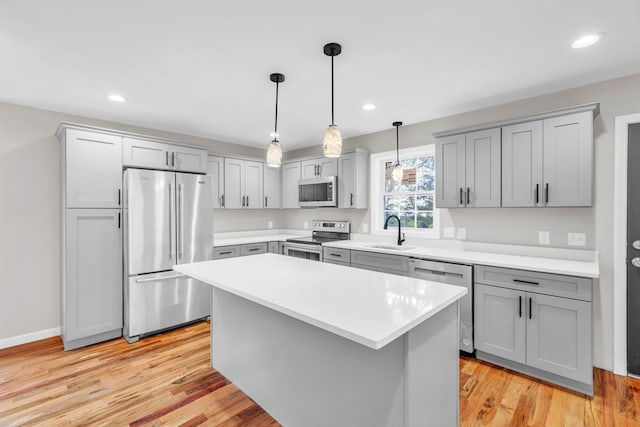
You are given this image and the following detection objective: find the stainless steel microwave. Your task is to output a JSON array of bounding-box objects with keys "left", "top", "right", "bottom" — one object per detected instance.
[{"left": 298, "top": 176, "right": 337, "bottom": 207}]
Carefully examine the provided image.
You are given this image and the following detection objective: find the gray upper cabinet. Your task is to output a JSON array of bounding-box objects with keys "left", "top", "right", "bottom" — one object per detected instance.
[
  {"left": 543, "top": 112, "right": 593, "bottom": 207},
  {"left": 338, "top": 149, "right": 369, "bottom": 209},
  {"left": 224, "top": 158, "right": 264, "bottom": 209},
  {"left": 301, "top": 157, "right": 338, "bottom": 179},
  {"left": 63, "top": 209, "right": 123, "bottom": 349},
  {"left": 123, "top": 137, "right": 207, "bottom": 173},
  {"left": 502, "top": 121, "right": 543, "bottom": 207},
  {"left": 282, "top": 161, "right": 301, "bottom": 209},
  {"left": 207, "top": 155, "right": 225, "bottom": 209},
  {"left": 502, "top": 111, "right": 593, "bottom": 207},
  {"left": 436, "top": 128, "right": 501, "bottom": 208},
  {"left": 64, "top": 129, "right": 123, "bottom": 209},
  {"left": 264, "top": 165, "right": 281, "bottom": 209}
]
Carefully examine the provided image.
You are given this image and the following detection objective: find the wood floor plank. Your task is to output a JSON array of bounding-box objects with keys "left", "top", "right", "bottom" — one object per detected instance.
[{"left": 3, "top": 322, "right": 640, "bottom": 426}]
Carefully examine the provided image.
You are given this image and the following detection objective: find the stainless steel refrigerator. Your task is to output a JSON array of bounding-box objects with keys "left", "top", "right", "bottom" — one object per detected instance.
[{"left": 123, "top": 168, "right": 213, "bottom": 343}]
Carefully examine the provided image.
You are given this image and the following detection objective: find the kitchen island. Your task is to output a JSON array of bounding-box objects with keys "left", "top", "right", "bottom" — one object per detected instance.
[{"left": 174, "top": 254, "right": 467, "bottom": 427}]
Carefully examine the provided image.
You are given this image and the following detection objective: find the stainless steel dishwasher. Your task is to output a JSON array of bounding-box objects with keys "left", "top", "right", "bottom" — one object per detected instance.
[{"left": 408, "top": 258, "right": 473, "bottom": 353}]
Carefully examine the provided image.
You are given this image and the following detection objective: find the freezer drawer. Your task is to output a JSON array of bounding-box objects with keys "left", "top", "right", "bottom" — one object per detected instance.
[{"left": 125, "top": 271, "right": 211, "bottom": 340}]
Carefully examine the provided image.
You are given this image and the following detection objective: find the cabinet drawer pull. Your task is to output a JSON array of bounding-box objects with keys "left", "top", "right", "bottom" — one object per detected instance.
[
  {"left": 248, "top": 247, "right": 260, "bottom": 252},
  {"left": 529, "top": 297, "right": 533, "bottom": 320},
  {"left": 513, "top": 278, "right": 539, "bottom": 285},
  {"left": 329, "top": 253, "right": 343, "bottom": 257},
  {"left": 219, "top": 250, "right": 233, "bottom": 255}
]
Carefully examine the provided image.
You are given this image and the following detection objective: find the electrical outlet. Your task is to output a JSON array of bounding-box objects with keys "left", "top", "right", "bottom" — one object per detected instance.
[
  {"left": 362, "top": 224, "right": 368, "bottom": 233},
  {"left": 538, "top": 231, "right": 550, "bottom": 245},
  {"left": 303, "top": 221, "right": 309, "bottom": 229},
  {"left": 457, "top": 228, "right": 466, "bottom": 240},
  {"left": 568, "top": 232, "right": 586, "bottom": 246},
  {"left": 268, "top": 221, "right": 273, "bottom": 229},
  {"left": 444, "top": 227, "right": 455, "bottom": 238}
]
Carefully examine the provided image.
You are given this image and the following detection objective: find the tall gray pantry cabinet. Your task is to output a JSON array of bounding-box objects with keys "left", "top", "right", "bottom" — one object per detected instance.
[{"left": 58, "top": 126, "right": 123, "bottom": 350}]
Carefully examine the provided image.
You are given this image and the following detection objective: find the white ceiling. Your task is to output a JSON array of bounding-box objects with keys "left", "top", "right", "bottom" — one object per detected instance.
[{"left": 1, "top": 1, "right": 639, "bottom": 151}]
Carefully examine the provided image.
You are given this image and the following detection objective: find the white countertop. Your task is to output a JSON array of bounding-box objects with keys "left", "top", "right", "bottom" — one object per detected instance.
[
  {"left": 214, "top": 233, "right": 305, "bottom": 247},
  {"left": 324, "top": 240, "right": 599, "bottom": 278},
  {"left": 174, "top": 254, "right": 467, "bottom": 350}
]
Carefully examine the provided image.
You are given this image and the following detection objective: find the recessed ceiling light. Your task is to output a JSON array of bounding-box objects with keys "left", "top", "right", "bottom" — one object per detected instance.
[
  {"left": 107, "top": 94, "right": 126, "bottom": 103},
  {"left": 362, "top": 103, "right": 377, "bottom": 111},
  {"left": 571, "top": 33, "right": 604, "bottom": 49}
]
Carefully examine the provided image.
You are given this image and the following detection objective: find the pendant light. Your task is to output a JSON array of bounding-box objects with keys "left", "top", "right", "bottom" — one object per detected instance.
[
  {"left": 322, "top": 42, "right": 342, "bottom": 158},
  {"left": 266, "top": 73, "right": 285, "bottom": 168},
  {"left": 392, "top": 121, "right": 403, "bottom": 182}
]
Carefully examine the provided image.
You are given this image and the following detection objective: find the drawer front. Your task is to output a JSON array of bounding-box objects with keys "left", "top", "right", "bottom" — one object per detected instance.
[
  {"left": 323, "top": 247, "right": 351, "bottom": 264},
  {"left": 474, "top": 265, "right": 592, "bottom": 302},
  {"left": 241, "top": 243, "right": 268, "bottom": 256},
  {"left": 323, "top": 258, "right": 350, "bottom": 267},
  {"left": 213, "top": 246, "right": 241, "bottom": 259},
  {"left": 351, "top": 250, "right": 408, "bottom": 274}
]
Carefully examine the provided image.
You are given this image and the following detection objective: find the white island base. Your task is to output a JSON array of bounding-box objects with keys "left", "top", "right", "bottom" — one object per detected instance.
[
  {"left": 175, "top": 255, "right": 465, "bottom": 427},
  {"left": 213, "top": 288, "right": 459, "bottom": 427}
]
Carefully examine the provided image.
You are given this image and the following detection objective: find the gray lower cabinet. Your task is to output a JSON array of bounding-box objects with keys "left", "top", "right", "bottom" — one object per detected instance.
[
  {"left": 350, "top": 250, "right": 408, "bottom": 276},
  {"left": 323, "top": 247, "right": 351, "bottom": 266},
  {"left": 268, "top": 241, "right": 284, "bottom": 255},
  {"left": 474, "top": 265, "right": 593, "bottom": 395},
  {"left": 240, "top": 242, "right": 268, "bottom": 256},
  {"left": 63, "top": 209, "right": 123, "bottom": 350}
]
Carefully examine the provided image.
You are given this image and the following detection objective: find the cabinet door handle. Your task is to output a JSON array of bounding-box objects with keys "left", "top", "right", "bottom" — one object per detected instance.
[
  {"left": 535, "top": 184, "right": 539, "bottom": 204},
  {"left": 460, "top": 188, "right": 464, "bottom": 205},
  {"left": 350, "top": 193, "right": 354, "bottom": 206},
  {"left": 166, "top": 151, "right": 169, "bottom": 166},
  {"left": 518, "top": 295, "right": 522, "bottom": 317},
  {"left": 545, "top": 183, "right": 549, "bottom": 204},
  {"left": 318, "top": 164, "right": 322, "bottom": 176},
  {"left": 242, "top": 195, "right": 245, "bottom": 207},
  {"left": 221, "top": 194, "right": 225, "bottom": 208},
  {"left": 171, "top": 152, "right": 176, "bottom": 167},
  {"left": 513, "top": 279, "right": 539, "bottom": 285},
  {"left": 529, "top": 297, "right": 533, "bottom": 320},
  {"left": 246, "top": 195, "right": 249, "bottom": 207},
  {"left": 265, "top": 196, "right": 268, "bottom": 208},
  {"left": 466, "top": 187, "right": 470, "bottom": 205},
  {"left": 118, "top": 189, "right": 121, "bottom": 206},
  {"left": 118, "top": 212, "right": 121, "bottom": 229}
]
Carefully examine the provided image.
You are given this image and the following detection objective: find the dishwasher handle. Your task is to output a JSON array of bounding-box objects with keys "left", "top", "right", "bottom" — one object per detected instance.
[{"left": 412, "top": 266, "right": 464, "bottom": 279}]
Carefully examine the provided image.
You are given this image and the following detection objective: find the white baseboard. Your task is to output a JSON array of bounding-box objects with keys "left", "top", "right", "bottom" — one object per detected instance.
[{"left": 0, "top": 327, "right": 61, "bottom": 350}]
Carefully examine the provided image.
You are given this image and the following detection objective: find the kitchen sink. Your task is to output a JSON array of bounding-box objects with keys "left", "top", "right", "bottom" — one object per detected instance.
[{"left": 367, "top": 244, "right": 415, "bottom": 251}]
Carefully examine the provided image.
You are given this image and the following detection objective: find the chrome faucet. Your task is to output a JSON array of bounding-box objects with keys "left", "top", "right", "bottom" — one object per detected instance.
[{"left": 383, "top": 215, "right": 405, "bottom": 246}]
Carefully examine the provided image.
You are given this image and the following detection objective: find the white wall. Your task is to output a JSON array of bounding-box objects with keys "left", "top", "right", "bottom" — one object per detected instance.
[{"left": 3, "top": 72, "right": 640, "bottom": 371}]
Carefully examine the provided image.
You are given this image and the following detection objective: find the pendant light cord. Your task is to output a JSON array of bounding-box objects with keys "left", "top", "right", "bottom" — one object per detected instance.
[
  {"left": 396, "top": 125, "right": 400, "bottom": 164},
  {"left": 331, "top": 55, "right": 335, "bottom": 126},
  {"left": 273, "top": 81, "right": 279, "bottom": 141}
]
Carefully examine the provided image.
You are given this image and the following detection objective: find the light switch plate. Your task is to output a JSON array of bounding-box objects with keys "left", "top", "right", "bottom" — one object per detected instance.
[
  {"left": 444, "top": 227, "right": 455, "bottom": 238},
  {"left": 457, "top": 228, "right": 466, "bottom": 240},
  {"left": 362, "top": 224, "right": 368, "bottom": 233},
  {"left": 268, "top": 221, "right": 273, "bottom": 229},
  {"left": 303, "top": 221, "right": 309, "bottom": 229},
  {"left": 538, "top": 231, "right": 550, "bottom": 245},
  {"left": 568, "top": 232, "right": 586, "bottom": 246}
]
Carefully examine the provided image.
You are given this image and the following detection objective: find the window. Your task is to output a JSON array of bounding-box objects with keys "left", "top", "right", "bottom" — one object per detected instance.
[{"left": 371, "top": 145, "right": 439, "bottom": 238}]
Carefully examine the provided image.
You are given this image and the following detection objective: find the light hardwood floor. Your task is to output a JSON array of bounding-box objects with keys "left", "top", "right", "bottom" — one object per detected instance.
[{"left": 1, "top": 321, "right": 639, "bottom": 426}]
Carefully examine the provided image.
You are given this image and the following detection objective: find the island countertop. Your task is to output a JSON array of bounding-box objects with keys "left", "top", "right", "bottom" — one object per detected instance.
[{"left": 174, "top": 253, "right": 467, "bottom": 350}]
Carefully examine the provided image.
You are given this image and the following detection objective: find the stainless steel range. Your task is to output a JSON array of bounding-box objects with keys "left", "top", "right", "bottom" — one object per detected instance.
[{"left": 284, "top": 220, "right": 351, "bottom": 262}]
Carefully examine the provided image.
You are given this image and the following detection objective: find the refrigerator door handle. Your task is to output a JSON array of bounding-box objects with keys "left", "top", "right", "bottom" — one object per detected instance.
[
  {"left": 168, "top": 183, "right": 173, "bottom": 260},
  {"left": 178, "top": 183, "right": 184, "bottom": 260}
]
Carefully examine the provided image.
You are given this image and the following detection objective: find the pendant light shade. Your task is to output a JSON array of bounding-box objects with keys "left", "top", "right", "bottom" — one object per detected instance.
[
  {"left": 266, "top": 73, "right": 285, "bottom": 168},
  {"left": 323, "top": 43, "right": 342, "bottom": 158},
  {"left": 392, "top": 121, "right": 403, "bottom": 182}
]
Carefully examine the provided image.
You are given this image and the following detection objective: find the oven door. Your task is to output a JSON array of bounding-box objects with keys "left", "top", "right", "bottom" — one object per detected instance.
[{"left": 283, "top": 242, "right": 323, "bottom": 262}]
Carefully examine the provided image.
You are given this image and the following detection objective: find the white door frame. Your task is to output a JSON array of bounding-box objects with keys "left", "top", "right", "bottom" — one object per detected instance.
[{"left": 613, "top": 113, "right": 640, "bottom": 375}]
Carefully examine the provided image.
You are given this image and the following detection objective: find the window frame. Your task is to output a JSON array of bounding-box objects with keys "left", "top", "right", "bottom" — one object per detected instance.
[{"left": 370, "top": 145, "right": 440, "bottom": 239}]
